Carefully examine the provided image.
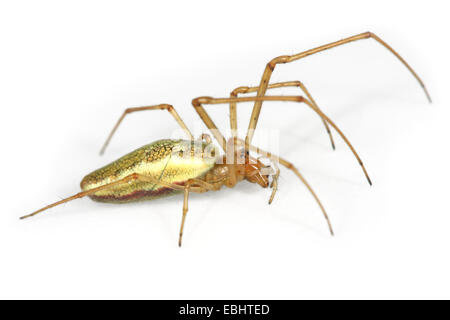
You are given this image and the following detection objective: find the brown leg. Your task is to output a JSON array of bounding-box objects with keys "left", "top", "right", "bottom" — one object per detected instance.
[
  {"left": 178, "top": 179, "right": 222, "bottom": 247},
  {"left": 20, "top": 173, "right": 203, "bottom": 220},
  {"left": 192, "top": 98, "right": 228, "bottom": 152},
  {"left": 100, "top": 104, "right": 193, "bottom": 155},
  {"left": 192, "top": 95, "right": 371, "bottom": 185},
  {"left": 236, "top": 139, "right": 334, "bottom": 236},
  {"left": 179, "top": 186, "right": 190, "bottom": 247},
  {"left": 231, "top": 81, "right": 336, "bottom": 150},
  {"left": 245, "top": 31, "right": 431, "bottom": 148}
]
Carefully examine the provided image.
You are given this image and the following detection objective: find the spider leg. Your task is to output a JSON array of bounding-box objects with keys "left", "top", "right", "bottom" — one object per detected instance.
[
  {"left": 100, "top": 104, "right": 193, "bottom": 155},
  {"left": 237, "top": 139, "right": 334, "bottom": 236},
  {"left": 22, "top": 169, "right": 221, "bottom": 247},
  {"left": 245, "top": 31, "right": 431, "bottom": 148},
  {"left": 20, "top": 173, "right": 202, "bottom": 220},
  {"left": 231, "top": 81, "right": 336, "bottom": 150},
  {"left": 192, "top": 95, "right": 372, "bottom": 185},
  {"left": 178, "top": 179, "right": 222, "bottom": 247}
]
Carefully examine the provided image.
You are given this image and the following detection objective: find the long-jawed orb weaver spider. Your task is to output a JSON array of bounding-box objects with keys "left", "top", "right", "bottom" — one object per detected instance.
[{"left": 21, "top": 32, "right": 430, "bottom": 246}]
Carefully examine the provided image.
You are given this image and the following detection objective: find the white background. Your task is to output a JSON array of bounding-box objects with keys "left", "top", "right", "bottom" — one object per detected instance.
[{"left": 0, "top": 0, "right": 448, "bottom": 299}]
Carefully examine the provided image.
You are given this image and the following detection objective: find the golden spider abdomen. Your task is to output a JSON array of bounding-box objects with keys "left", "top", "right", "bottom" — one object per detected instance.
[{"left": 80, "top": 139, "right": 217, "bottom": 203}]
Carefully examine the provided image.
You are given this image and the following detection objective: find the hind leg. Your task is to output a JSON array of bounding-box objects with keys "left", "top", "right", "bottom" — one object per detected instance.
[{"left": 21, "top": 173, "right": 202, "bottom": 220}]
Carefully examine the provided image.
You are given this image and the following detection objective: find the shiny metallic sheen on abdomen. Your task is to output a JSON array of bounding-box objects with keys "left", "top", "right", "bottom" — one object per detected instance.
[{"left": 80, "top": 139, "right": 216, "bottom": 203}]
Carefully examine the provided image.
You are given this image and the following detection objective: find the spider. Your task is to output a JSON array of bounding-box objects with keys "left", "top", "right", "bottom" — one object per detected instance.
[{"left": 21, "top": 32, "right": 430, "bottom": 246}]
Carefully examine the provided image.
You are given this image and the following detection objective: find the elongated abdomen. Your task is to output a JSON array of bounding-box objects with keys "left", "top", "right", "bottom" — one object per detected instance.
[{"left": 80, "top": 139, "right": 216, "bottom": 203}]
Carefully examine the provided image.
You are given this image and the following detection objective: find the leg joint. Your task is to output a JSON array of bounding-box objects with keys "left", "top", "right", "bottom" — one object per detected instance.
[
  {"left": 192, "top": 96, "right": 212, "bottom": 107},
  {"left": 231, "top": 86, "right": 250, "bottom": 96},
  {"left": 268, "top": 55, "right": 290, "bottom": 69}
]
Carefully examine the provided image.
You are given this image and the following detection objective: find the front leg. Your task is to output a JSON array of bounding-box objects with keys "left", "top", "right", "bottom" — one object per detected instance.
[
  {"left": 245, "top": 32, "right": 431, "bottom": 147},
  {"left": 192, "top": 95, "right": 371, "bottom": 185}
]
